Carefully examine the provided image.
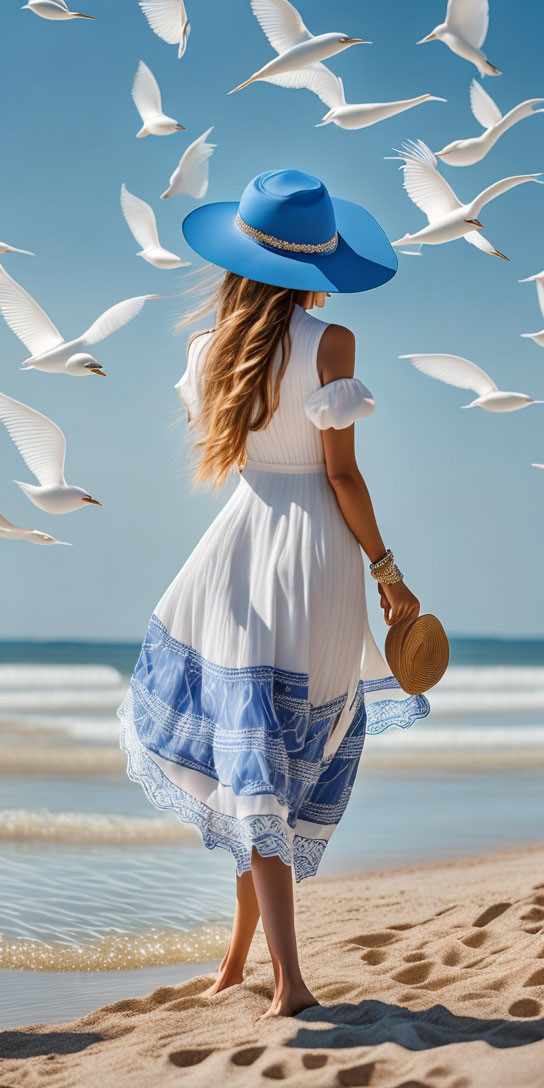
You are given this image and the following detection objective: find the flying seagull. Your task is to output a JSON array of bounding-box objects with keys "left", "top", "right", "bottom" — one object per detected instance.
[
  {"left": 230, "top": 0, "right": 369, "bottom": 94},
  {"left": 519, "top": 270, "right": 544, "bottom": 347},
  {"left": 132, "top": 61, "right": 185, "bottom": 137},
  {"left": 161, "top": 127, "right": 215, "bottom": 199},
  {"left": 0, "top": 264, "right": 157, "bottom": 376},
  {"left": 435, "top": 80, "right": 544, "bottom": 166},
  {"left": 0, "top": 511, "right": 71, "bottom": 546},
  {"left": 390, "top": 140, "right": 542, "bottom": 259},
  {"left": 417, "top": 0, "right": 500, "bottom": 77},
  {"left": 262, "top": 67, "right": 446, "bottom": 130},
  {"left": 22, "top": 1, "right": 94, "bottom": 19},
  {"left": 0, "top": 393, "right": 102, "bottom": 513},
  {"left": 138, "top": 0, "right": 190, "bottom": 59},
  {"left": 400, "top": 354, "right": 542, "bottom": 412},
  {"left": 121, "top": 185, "right": 190, "bottom": 268}
]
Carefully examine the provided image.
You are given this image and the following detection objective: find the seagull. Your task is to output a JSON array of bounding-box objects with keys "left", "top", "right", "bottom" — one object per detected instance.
[
  {"left": 399, "top": 354, "right": 543, "bottom": 412},
  {"left": 0, "top": 511, "right": 71, "bottom": 546},
  {"left": 132, "top": 60, "right": 185, "bottom": 138},
  {"left": 229, "top": 0, "right": 368, "bottom": 95},
  {"left": 520, "top": 270, "right": 544, "bottom": 348},
  {"left": 390, "top": 140, "right": 542, "bottom": 259},
  {"left": 435, "top": 81, "right": 544, "bottom": 166},
  {"left": 0, "top": 242, "right": 34, "bottom": 257},
  {"left": 0, "top": 393, "right": 101, "bottom": 513},
  {"left": 0, "top": 264, "right": 157, "bottom": 376},
  {"left": 262, "top": 67, "right": 446, "bottom": 130},
  {"left": 417, "top": 0, "right": 500, "bottom": 77},
  {"left": 161, "top": 127, "right": 215, "bottom": 200},
  {"left": 532, "top": 463, "right": 544, "bottom": 470},
  {"left": 22, "top": 1, "right": 94, "bottom": 19},
  {"left": 121, "top": 185, "right": 190, "bottom": 269},
  {"left": 138, "top": 0, "right": 190, "bottom": 59}
]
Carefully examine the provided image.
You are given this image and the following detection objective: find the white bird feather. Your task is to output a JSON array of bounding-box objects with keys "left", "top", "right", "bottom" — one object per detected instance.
[
  {"left": 138, "top": 0, "right": 190, "bottom": 58},
  {"left": 161, "top": 128, "right": 216, "bottom": 200}
]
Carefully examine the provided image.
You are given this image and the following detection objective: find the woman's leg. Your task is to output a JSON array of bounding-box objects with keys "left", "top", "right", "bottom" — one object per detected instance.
[
  {"left": 203, "top": 868, "right": 261, "bottom": 996},
  {"left": 250, "top": 848, "right": 319, "bottom": 1018}
]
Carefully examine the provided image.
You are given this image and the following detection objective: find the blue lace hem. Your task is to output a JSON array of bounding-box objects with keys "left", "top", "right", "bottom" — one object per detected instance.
[
  {"left": 117, "top": 616, "right": 430, "bottom": 878},
  {"left": 119, "top": 706, "right": 328, "bottom": 882}
]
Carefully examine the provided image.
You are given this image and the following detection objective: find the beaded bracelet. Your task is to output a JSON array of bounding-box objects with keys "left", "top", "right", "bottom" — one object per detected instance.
[
  {"left": 369, "top": 549, "right": 404, "bottom": 584},
  {"left": 370, "top": 549, "right": 393, "bottom": 573}
]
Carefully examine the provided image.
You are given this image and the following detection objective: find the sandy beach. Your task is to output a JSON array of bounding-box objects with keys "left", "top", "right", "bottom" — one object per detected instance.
[{"left": 2, "top": 843, "right": 544, "bottom": 1087}]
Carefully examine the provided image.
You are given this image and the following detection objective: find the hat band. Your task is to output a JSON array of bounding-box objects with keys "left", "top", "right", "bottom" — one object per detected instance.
[{"left": 235, "top": 213, "right": 338, "bottom": 255}]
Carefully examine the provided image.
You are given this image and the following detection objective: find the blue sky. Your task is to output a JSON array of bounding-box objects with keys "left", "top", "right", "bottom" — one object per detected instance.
[{"left": 1, "top": 0, "right": 543, "bottom": 642}]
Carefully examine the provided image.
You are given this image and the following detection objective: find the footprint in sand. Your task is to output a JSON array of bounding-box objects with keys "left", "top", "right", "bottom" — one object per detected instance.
[
  {"left": 318, "top": 982, "right": 355, "bottom": 1000},
  {"left": 361, "top": 949, "right": 388, "bottom": 965},
  {"left": 472, "top": 902, "right": 512, "bottom": 928},
  {"left": 509, "top": 998, "right": 541, "bottom": 1018},
  {"left": 403, "top": 952, "right": 428, "bottom": 963},
  {"left": 461, "top": 930, "right": 489, "bottom": 949},
  {"left": 337, "top": 1061, "right": 376, "bottom": 1086},
  {"left": 262, "top": 1061, "right": 286, "bottom": 1079},
  {"left": 523, "top": 968, "right": 544, "bottom": 987},
  {"left": 303, "top": 1054, "right": 328, "bottom": 1069},
  {"left": 350, "top": 932, "right": 398, "bottom": 948},
  {"left": 392, "top": 962, "right": 433, "bottom": 984},
  {"left": 231, "top": 1046, "right": 266, "bottom": 1066},
  {"left": 168, "top": 1047, "right": 214, "bottom": 1067},
  {"left": 440, "top": 944, "right": 463, "bottom": 966},
  {"left": 521, "top": 907, "right": 544, "bottom": 922}
]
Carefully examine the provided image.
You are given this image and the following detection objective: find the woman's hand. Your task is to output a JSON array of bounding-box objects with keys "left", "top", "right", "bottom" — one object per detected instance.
[{"left": 378, "top": 582, "right": 420, "bottom": 627}]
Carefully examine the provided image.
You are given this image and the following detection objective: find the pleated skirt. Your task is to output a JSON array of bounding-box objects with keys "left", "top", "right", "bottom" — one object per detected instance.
[{"left": 118, "top": 463, "right": 429, "bottom": 881}]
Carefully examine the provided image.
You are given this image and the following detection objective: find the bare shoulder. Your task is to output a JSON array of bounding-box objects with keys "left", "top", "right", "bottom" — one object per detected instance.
[{"left": 317, "top": 323, "right": 356, "bottom": 383}]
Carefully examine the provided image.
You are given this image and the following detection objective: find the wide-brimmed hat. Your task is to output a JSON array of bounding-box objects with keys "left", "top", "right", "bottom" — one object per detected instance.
[
  {"left": 181, "top": 169, "right": 398, "bottom": 293},
  {"left": 385, "top": 614, "right": 449, "bottom": 695}
]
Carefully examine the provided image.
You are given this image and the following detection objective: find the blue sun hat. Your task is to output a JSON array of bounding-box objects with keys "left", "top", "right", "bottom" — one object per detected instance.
[{"left": 181, "top": 169, "right": 397, "bottom": 293}]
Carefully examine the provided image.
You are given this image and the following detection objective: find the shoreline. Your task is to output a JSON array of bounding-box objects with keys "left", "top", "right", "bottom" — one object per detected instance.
[{"left": 3, "top": 842, "right": 544, "bottom": 1086}]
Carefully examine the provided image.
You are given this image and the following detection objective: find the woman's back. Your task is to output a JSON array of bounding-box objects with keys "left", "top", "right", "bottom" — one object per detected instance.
[{"left": 179, "top": 304, "right": 329, "bottom": 469}]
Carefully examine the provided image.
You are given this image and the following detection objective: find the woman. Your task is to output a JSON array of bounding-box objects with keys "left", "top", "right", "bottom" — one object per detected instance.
[{"left": 118, "top": 169, "right": 430, "bottom": 1019}]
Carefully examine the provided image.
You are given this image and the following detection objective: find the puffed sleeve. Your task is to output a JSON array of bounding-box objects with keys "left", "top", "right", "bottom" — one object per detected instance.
[
  {"left": 304, "top": 377, "right": 375, "bottom": 430},
  {"left": 175, "top": 332, "right": 211, "bottom": 423}
]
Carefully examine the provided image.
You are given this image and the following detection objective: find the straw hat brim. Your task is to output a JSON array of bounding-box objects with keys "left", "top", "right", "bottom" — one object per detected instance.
[{"left": 385, "top": 614, "right": 449, "bottom": 695}]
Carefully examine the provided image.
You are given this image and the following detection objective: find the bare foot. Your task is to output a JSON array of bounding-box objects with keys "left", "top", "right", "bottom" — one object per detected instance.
[
  {"left": 202, "top": 968, "right": 244, "bottom": 998},
  {"left": 257, "top": 985, "right": 319, "bottom": 1020}
]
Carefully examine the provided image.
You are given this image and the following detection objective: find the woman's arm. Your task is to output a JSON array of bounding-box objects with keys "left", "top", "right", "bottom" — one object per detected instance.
[{"left": 317, "top": 324, "right": 420, "bottom": 627}]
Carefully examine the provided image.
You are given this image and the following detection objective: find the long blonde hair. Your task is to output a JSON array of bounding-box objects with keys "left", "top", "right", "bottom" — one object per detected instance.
[{"left": 179, "top": 270, "right": 312, "bottom": 487}]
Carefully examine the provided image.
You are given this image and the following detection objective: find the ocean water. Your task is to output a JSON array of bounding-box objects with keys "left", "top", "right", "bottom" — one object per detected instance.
[{"left": 1, "top": 637, "right": 543, "bottom": 1028}]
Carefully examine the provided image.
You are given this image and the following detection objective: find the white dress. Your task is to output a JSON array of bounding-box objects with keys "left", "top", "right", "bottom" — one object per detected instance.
[{"left": 118, "top": 304, "right": 429, "bottom": 881}]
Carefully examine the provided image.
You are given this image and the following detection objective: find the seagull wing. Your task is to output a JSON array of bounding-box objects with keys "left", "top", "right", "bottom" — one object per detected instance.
[
  {"left": 80, "top": 296, "right": 152, "bottom": 346},
  {"left": 121, "top": 184, "right": 160, "bottom": 250},
  {"left": 399, "top": 353, "right": 498, "bottom": 396},
  {"left": 470, "top": 79, "right": 502, "bottom": 128},
  {"left": 138, "top": 0, "right": 190, "bottom": 56},
  {"left": 446, "top": 0, "right": 489, "bottom": 48},
  {"left": 0, "top": 264, "right": 64, "bottom": 355},
  {"left": 536, "top": 279, "right": 544, "bottom": 320},
  {"left": 393, "top": 141, "right": 461, "bottom": 223},
  {"left": 464, "top": 229, "right": 505, "bottom": 259},
  {"left": 166, "top": 127, "right": 215, "bottom": 199},
  {"left": 0, "top": 393, "right": 66, "bottom": 486},
  {"left": 250, "top": 0, "right": 312, "bottom": 54},
  {"left": 263, "top": 64, "right": 345, "bottom": 108},
  {"left": 132, "top": 60, "right": 163, "bottom": 121},
  {"left": 472, "top": 174, "right": 541, "bottom": 215}
]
